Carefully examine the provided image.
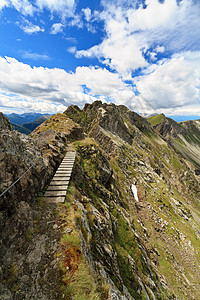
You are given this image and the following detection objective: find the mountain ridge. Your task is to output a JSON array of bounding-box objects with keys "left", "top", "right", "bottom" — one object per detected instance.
[{"left": 1, "top": 103, "right": 200, "bottom": 299}]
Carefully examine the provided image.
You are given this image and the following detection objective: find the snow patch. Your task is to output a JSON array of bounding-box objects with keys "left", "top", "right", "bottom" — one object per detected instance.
[{"left": 131, "top": 184, "right": 139, "bottom": 202}]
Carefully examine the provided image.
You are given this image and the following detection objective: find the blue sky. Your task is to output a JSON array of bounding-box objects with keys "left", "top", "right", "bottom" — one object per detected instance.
[{"left": 0, "top": 0, "right": 200, "bottom": 119}]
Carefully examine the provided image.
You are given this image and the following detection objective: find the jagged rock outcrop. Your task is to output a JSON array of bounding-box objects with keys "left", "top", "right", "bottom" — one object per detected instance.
[
  {"left": 0, "top": 112, "right": 12, "bottom": 130},
  {"left": 149, "top": 114, "right": 185, "bottom": 138},
  {"left": 148, "top": 114, "right": 200, "bottom": 169}
]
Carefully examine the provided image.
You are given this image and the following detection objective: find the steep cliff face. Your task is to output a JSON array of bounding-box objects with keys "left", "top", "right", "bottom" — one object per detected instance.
[{"left": 1, "top": 104, "right": 200, "bottom": 300}]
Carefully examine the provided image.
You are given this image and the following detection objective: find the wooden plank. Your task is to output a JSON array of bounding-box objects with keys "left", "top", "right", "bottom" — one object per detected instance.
[
  {"left": 57, "top": 169, "right": 72, "bottom": 172},
  {"left": 58, "top": 165, "right": 73, "bottom": 168},
  {"left": 62, "top": 158, "right": 74, "bottom": 161},
  {"left": 59, "top": 167, "right": 73, "bottom": 169},
  {"left": 47, "top": 185, "right": 68, "bottom": 191},
  {"left": 53, "top": 173, "right": 71, "bottom": 180},
  {"left": 54, "top": 172, "right": 71, "bottom": 175},
  {"left": 52, "top": 175, "right": 70, "bottom": 181},
  {"left": 46, "top": 196, "right": 65, "bottom": 203},
  {"left": 45, "top": 190, "right": 66, "bottom": 197},
  {"left": 59, "top": 165, "right": 73, "bottom": 168},
  {"left": 55, "top": 172, "right": 71, "bottom": 175},
  {"left": 49, "top": 180, "right": 69, "bottom": 186},
  {"left": 56, "top": 169, "right": 72, "bottom": 172},
  {"left": 57, "top": 167, "right": 72, "bottom": 170}
]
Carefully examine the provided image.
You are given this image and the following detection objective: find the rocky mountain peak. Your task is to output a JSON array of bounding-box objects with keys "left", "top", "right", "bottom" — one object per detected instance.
[
  {"left": 65, "top": 101, "right": 152, "bottom": 147},
  {"left": 0, "top": 112, "right": 12, "bottom": 131}
]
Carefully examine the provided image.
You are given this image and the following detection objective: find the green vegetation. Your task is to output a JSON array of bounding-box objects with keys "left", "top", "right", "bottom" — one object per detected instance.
[
  {"left": 31, "top": 113, "right": 76, "bottom": 135},
  {"left": 11, "top": 123, "right": 31, "bottom": 134},
  {"left": 61, "top": 260, "right": 105, "bottom": 300},
  {"left": 56, "top": 183, "right": 108, "bottom": 300},
  {"left": 148, "top": 114, "right": 164, "bottom": 126}
]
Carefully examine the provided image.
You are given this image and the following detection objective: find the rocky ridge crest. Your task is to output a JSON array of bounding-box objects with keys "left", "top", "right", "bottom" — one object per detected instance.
[{"left": 1, "top": 103, "right": 200, "bottom": 299}]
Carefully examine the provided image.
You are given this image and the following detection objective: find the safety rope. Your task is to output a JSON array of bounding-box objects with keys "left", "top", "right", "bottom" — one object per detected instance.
[{"left": 0, "top": 155, "right": 42, "bottom": 197}]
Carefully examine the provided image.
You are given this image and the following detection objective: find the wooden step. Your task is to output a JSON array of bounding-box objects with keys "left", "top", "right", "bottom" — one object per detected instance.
[
  {"left": 59, "top": 164, "right": 74, "bottom": 167},
  {"left": 55, "top": 171, "right": 71, "bottom": 175},
  {"left": 45, "top": 190, "right": 66, "bottom": 197},
  {"left": 63, "top": 158, "right": 75, "bottom": 160},
  {"left": 44, "top": 151, "right": 76, "bottom": 203},
  {"left": 49, "top": 180, "right": 69, "bottom": 186},
  {"left": 47, "top": 185, "right": 69, "bottom": 191},
  {"left": 57, "top": 169, "right": 72, "bottom": 172}
]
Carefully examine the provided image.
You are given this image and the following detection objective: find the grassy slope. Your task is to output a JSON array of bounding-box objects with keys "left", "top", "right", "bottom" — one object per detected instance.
[
  {"left": 11, "top": 123, "right": 31, "bottom": 135},
  {"left": 148, "top": 114, "right": 164, "bottom": 126},
  {"left": 67, "top": 132, "right": 200, "bottom": 299}
]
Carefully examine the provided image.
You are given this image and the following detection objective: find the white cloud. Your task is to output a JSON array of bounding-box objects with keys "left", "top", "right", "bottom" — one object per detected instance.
[
  {"left": 155, "top": 45, "right": 165, "bottom": 53},
  {"left": 67, "top": 47, "right": 76, "bottom": 54},
  {"left": 22, "top": 51, "right": 50, "bottom": 60},
  {"left": 134, "top": 52, "right": 200, "bottom": 113},
  {"left": 74, "top": 66, "right": 129, "bottom": 96},
  {"left": 0, "top": 54, "right": 200, "bottom": 116},
  {"left": 0, "top": 92, "right": 66, "bottom": 113},
  {"left": 0, "top": 0, "right": 77, "bottom": 21},
  {"left": 77, "top": 0, "right": 200, "bottom": 77},
  {"left": 20, "top": 20, "right": 44, "bottom": 34},
  {"left": 0, "top": 0, "right": 8, "bottom": 11},
  {"left": 65, "top": 36, "right": 77, "bottom": 43},
  {"left": 0, "top": 0, "right": 34, "bottom": 15},
  {"left": 0, "top": 56, "right": 132, "bottom": 113},
  {"left": 36, "top": 0, "right": 76, "bottom": 19},
  {"left": 82, "top": 7, "right": 91, "bottom": 22},
  {"left": 50, "top": 23, "right": 64, "bottom": 34}
]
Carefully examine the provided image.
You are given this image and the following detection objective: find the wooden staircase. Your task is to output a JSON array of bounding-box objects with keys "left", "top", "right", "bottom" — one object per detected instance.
[{"left": 44, "top": 151, "right": 76, "bottom": 203}]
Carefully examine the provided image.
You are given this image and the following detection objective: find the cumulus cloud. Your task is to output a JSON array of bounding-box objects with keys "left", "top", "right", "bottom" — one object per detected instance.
[
  {"left": 77, "top": 0, "right": 200, "bottom": 77},
  {"left": 0, "top": 0, "right": 76, "bottom": 20},
  {"left": 0, "top": 0, "right": 8, "bottom": 11},
  {"left": 0, "top": 53, "right": 200, "bottom": 115},
  {"left": 19, "top": 20, "right": 44, "bottom": 34},
  {"left": 0, "top": 0, "right": 34, "bottom": 15},
  {"left": 36, "top": 0, "right": 76, "bottom": 19},
  {"left": 74, "top": 66, "right": 129, "bottom": 96},
  {"left": 50, "top": 23, "right": 64, "bottom": 34},
  {"left": 134, "top": 52, "right": 200, "bottom": 113},
  {"left": 0, "top": 56, "right": 133, "bottom": 113},
  {"left": 0, "top": 92, "right": 66, "bottom": 114},
  {"left": 82, "top": 7, "right": 91, "bottom": 22}
]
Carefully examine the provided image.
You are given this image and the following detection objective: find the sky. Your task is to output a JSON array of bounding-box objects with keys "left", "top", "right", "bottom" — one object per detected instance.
[{"left": 0, "top": 0, "right": 200, "bottom": 118}]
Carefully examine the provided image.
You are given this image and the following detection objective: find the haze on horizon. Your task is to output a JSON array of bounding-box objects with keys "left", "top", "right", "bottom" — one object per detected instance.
[{"left": 0, "top": 0, "right": 200, "bottom": 119}]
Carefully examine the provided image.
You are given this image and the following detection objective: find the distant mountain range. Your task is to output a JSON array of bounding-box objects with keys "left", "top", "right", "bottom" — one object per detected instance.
[
  {"left": 5, "top": 112, "right": 51, "bottom": 125},
  {"left": 5, "top": 113, "right": 51, "bottom": 134}
]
